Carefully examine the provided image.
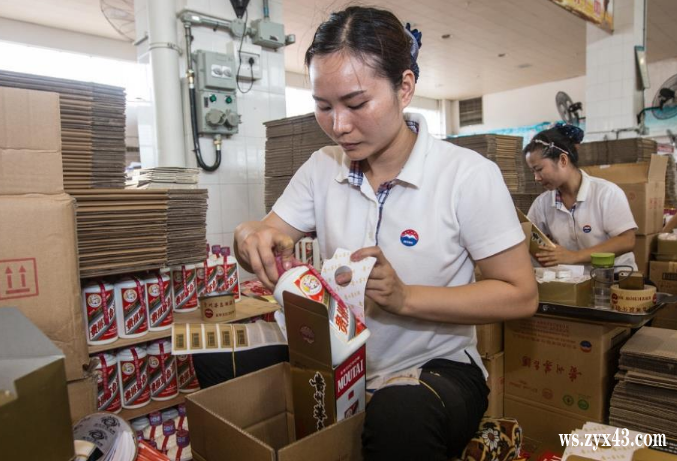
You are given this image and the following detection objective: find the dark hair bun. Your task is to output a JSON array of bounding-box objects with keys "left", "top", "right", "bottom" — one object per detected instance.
[{"left": 554, "top": 123, "right": 584, "bottom": 144}]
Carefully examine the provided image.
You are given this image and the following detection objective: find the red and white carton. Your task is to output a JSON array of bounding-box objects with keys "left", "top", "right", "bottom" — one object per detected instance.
[
  {"left": 144, "top": 270, "right": 173, "bottom": 331},
  {"left": 283, "top": 291, "right": 367, "bottom": 439},
  {"left": 114, "top": 276, "right": 149, "bottom": 338},
  {"left": 172, "top": 264, "right": 198, "bottom": 313},
  {"left": 147, "top": 339, "right": 179, "bottom": 401},
  {"left": 95, "top": 353, "right": 121, "bottom": 413},
  {"left": 176, "top": 353, "right": 200, "bottom": 393},
  {"left": 82, "top": 281, "right": 117, "bottom": 345},
  {"left": 117, "top": 346, "right": 151, "bottom": 409}
]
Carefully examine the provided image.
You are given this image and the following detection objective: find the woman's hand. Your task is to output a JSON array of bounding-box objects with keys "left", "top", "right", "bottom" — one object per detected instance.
[
  {"left": 234, "top": 220, "right": 296, "bottom": 290},
  {"left": 351, "top": 246, "right": 409, "bottom": 315},
  {"left": 535, "top": 244, "right": 580, "bottom": 267}
]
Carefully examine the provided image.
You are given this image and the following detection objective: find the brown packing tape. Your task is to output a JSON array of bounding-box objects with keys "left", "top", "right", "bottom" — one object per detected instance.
[{"left": 610, "top": 284, "right": 657, "bottom": 313}]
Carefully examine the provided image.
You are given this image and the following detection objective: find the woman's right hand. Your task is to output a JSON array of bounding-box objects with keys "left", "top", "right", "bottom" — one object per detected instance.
[{"left": 234, "top": 219, "right": 297, "bottom": 290}]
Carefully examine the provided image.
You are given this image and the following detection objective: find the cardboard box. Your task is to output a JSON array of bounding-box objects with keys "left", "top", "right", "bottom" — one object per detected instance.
[
  {"left": 67, "top": 374, "right": 97, "bottom": 423},
  {"left": 652, "top": 303, "right": 677, "bottom": 330},
  {"left": 634, "top": 233, "right": 658, "bottom": 277},
  {"left": 517, "top": 208, "right": 556, "bottom": 260},
  {"left": 504, "top": 317, "right": 630, "bottom": 420},
  {"left": 505, "top": 395, "right": 590, "bottom": 450},
  {"left": 649, "top": 261, "right": 677, "bottom": 294},
  {"left": 537, "top": 278, "right": 593, "bottom": 307},
  {"left": 0, "top": 87, "right": 63, "bottom": 195},
  {"left": 482, "top": 352, "right": 504, "bottom": 418},
  {"left": 186, "top": 362, "right": 365, "bottom": 461},
  {"left": 583, "top": 155, "right": 668, "bottom": 235},
  {"left": 0, "top": 194, "right": 88, "bottom": 381},
  {"left": 0, "top": 308, "right": 74, "bottom": 460},
  {"left": 657, "top": 234, "right": 677, "bottom": 256},
  {"left": 477, "top": 322, "right": 504, "bottom": 357},
  {"left": 283, "top": 292, "right": 366, "bottom": 439}
]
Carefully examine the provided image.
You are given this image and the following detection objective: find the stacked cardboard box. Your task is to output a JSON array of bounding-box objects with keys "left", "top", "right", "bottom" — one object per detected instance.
[
  {"left": 584, "top": 155, "right": 668, "bottom": 276},
  {"left": 476, "top": 323, "right": 504, "bottom": 417},
  {"left": 649, "top": 261, "right": 677, "bottom": 330},
  {"left": 577, "top": 138, "right": 657, "bottom": 167},
  {"left": 263, "top": 113, "right": 334, "bottom": 212},
  {"left": 447, "top": 134, "right": 520, "bottom": 192},
  {"left": 0, "top": 69, "right": 127, "bottom": 190},
  {"left": 504, "top": 317, "right": 630, "bottom": 448},
  {"left": 0, "top": 87, "right": 89, "bottom": 382},
  {"left": 610, "top": 327, "right": 677, "bottom": 439}
]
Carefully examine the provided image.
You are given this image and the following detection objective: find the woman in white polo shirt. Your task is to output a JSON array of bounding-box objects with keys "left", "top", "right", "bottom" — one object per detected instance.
[
  {"left": 525, "top": 125, "right": 638, "bottom": 270},
  {"left": 234, "top": 6, "right": 538, "bottom": 460}
]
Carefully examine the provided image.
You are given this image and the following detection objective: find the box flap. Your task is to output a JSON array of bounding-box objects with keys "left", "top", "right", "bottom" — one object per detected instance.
[
  {"left": 279, "top": 412, "right": 365, "bottom": 461},
  {"left": 0, "top": 87, "right": 63, "bottom": 194},
  {"left": 0, "top": 308, "right": 64, "bottom": 398},
  {"left": 0, "top": 87, "right": 61, "bottom": 151},
  {"left": 283, "top": 292, "right": 333, "bottom": 368},
  {"left": 647, "top": 154, "right": 669, "bottom": 182},
  {"left": 188, "top": 362, "right": 292, "bottom": 429},
  {"left": 582, "top": 154, "right": 668, "bottom": 185}
]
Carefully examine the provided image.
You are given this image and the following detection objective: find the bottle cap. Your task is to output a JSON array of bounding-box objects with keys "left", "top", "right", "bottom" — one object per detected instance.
[{"left": 591, "top": 253, "right": 615, "bottom": 267}]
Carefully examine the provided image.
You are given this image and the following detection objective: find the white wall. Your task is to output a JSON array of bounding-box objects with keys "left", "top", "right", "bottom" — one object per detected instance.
[
  {"left": 133, "top": 0, "right": 286, "bottom": 262},
  {"left": 457, "top": 75, "right": 586, "bottom": 135},
  {"left": 0, "top": 17, "right": 136, "bottom": 61},
  {"left": 455, "top": 57, "right": 677, "bottom": 140}
]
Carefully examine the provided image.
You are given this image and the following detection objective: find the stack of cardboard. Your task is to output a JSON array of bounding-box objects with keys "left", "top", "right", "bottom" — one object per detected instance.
[
  {"left": 512, "top": 194, "right": 542, "bottom": 214},
  {"left": 610, "top": 326, "right": 677, "bottom": 439},
  {"left": 477, "top": 323, "right": 505, "bottom": 418},
  {"left": 0, "top": 69, "right": 127, "bottom": 190},
  {"left": 126, "top": 167, "right": 200, "bottom": 189},
  {"left": 577, "top": 138, "right": 657, "bottom": 166},
  {"left": 264, "top": 113, "right": 334, "bottom": 211},
  {"left": 584, "top": 155, "right": 668, "bottom": 277},
  {"left": 0, "top": 87, "right": 90, "bottom": 386},
  {"left": 166, "top": 189, "right": 208, "bottom": 266},
  {"left": 70, "top": 189, "right": 169, "bottom": 278},
  {"left": 504, "top": 317, "right": 630, "bottom": 448},
  {"left": 648, "top": 261, "right": 677, "bottom": 330},
  {"left": 447, "top": 134, "right": 520, "bottom": 192}
]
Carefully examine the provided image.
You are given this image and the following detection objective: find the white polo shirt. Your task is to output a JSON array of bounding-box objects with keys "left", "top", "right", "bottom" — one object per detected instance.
[
  {"left": 527, "top": 171, "right": 638, "bottom": 270},
  {"left": 273, "top": 113, "right": 525, "bottom": 382}
]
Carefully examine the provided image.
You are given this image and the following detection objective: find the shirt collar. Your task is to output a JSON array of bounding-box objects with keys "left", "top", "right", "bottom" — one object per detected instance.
[
  {"left": 550, "top": 170, "right": 590, "bottom": 208},
  {"left": 335, "top": 112, "right": 431, "bottom": 188}
]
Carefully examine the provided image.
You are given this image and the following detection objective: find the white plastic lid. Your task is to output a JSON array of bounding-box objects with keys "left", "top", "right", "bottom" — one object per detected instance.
[
  {"left": 131, "top": 417, "right": 150, "bottom": 431},
  {"left": 95, "top": 353, "right": 117, "bottom": 368},
  {"left": 146, "top": 339, "right": 172, "bottom": 355},
  {"left": 83, "top": 280, "right": 114, "bottom": 292},
  {"left": 117, "top": 345, "right": 147, "bottom": 360}
]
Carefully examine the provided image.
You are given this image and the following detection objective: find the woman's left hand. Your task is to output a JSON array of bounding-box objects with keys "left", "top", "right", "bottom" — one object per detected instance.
[
  {"left": 351, "top": 246, "right": 409, "bottom": 315},
  {"left": 535, "top": 244, "right": 580, "bottom": 266}
]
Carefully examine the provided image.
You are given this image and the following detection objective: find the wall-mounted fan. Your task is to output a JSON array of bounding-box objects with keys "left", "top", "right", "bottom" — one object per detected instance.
[
  {"left": 556, "top": 91, "right": 584, "bottom": 125},
  {"left": 637, "top": 74, "right": 677, "bottom": 124},
  {"left": 100, "top": 0, "right": 135, "bottom": 42},
  {"left": 668, "top": 129, "right": 677, "bottom": 148}
]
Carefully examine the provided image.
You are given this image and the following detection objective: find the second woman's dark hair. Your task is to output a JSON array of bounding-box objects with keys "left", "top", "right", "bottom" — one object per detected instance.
[
  {"left": 523, "top": 125, "right": 583, "bottom": 166},
  {"left": 305, "top": 6, "right": 419, "bottom": 87}
]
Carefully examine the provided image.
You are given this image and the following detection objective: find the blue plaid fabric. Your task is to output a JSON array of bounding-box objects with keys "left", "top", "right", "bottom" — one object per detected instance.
[{"left": 346, "top": 120, "right": 419, "bottom": 244}]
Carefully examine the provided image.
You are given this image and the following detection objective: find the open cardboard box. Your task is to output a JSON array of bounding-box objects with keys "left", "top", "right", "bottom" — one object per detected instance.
[
  {"left": 186, "top": 362, "right": 365, "bottom": 461},
  {"left": 583, "top": 155, "right": 668, "bottom": 235},
  {"left": 0, "top": 308, "right": 74, "bottom": 460},
  {"left": 505, "top": 317, "right": 630, "bottom": 421}
]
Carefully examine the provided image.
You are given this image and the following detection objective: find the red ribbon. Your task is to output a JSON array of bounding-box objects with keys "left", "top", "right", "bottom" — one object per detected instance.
[
  {"left": 98, "top": 282, "right": 110, "bottom": 325},
  {"left": 130, "top": 348, "right": 143, "bottom": 397}
]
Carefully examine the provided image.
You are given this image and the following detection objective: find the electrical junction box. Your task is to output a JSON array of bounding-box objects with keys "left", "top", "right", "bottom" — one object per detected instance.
[
  {"left": 194, "top": 50, "right": 240, "bottom": 136},
  {"left": 225, "top": 42, "right": 262, "bottom": 81},
  {"left": 251, "top": 18, "right": 286, "bottom": 49}
]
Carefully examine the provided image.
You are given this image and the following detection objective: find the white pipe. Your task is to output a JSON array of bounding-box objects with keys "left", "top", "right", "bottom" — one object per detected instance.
[{"left": 147, "top": 0, "right": 186, "bottom": 167}]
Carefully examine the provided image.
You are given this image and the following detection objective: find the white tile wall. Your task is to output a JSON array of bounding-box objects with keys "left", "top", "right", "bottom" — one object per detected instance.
[
  {"left": 171, "top": 0, "right": 286, "bottom": 243},
  {"left": 585, "top": 0, "right": 644, "bottom": 138}
]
